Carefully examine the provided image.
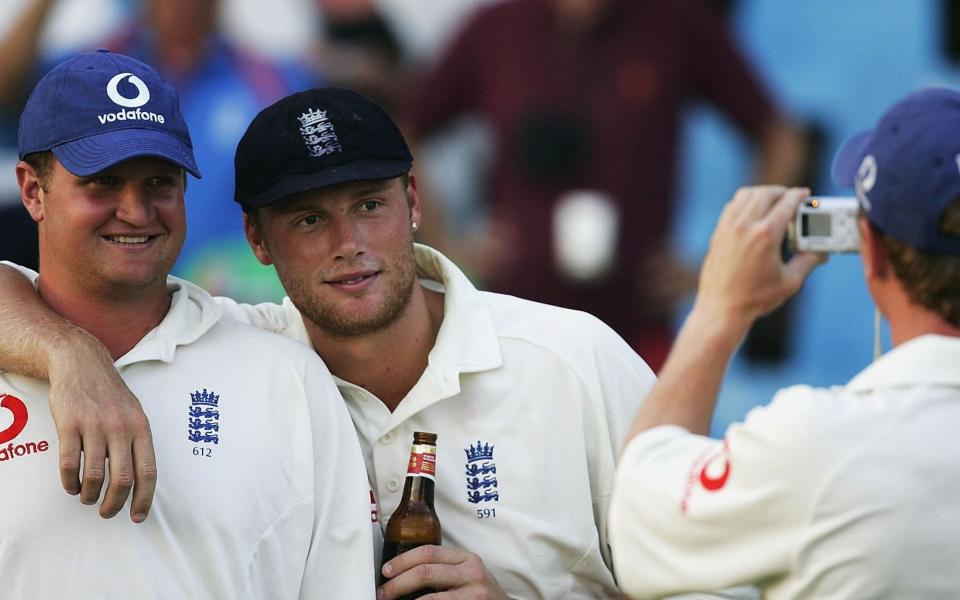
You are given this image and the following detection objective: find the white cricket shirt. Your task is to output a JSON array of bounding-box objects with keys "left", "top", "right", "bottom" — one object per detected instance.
[
  {"left": 0, "top": 272, "right": 375, "bottom": 599},
  {"left": 216, "top": 244, "right": 657, "bottom": 599},
  {"left": 610, "top": 334, "right": 960, "bottom": 599}
]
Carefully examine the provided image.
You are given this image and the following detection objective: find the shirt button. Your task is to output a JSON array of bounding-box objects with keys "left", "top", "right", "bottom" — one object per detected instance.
[
  {"left": 379, "top": 431, "right": 394, "bottom": 444},
  {"left": 386, "top": 479, "right": 399, "bottom": 492}
]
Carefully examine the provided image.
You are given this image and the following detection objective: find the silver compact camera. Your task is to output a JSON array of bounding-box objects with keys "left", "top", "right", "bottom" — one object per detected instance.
[{"left": 786, "top": 196, "right": 860, "bottom": 253}]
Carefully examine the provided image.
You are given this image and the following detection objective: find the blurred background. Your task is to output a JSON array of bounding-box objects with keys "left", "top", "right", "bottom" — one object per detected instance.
[{"left": 2, "top": 0, "right": 958, "bottom": 435}]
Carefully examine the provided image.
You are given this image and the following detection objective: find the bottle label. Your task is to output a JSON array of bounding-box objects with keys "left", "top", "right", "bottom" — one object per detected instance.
[{"left": 407, "top": 443, "right": 437, "bottom": 480}]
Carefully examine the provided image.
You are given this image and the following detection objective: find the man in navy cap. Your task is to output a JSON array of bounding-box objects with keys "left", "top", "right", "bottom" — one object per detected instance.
[
  {"left": 608, "top": 87, "right": 960, "bottom": 598},
  {"left": 2, "top": 86, "right": 661, "bottom": 597},
  {"left": 0, "top": 50, "right": 375, "bottom": 597}
]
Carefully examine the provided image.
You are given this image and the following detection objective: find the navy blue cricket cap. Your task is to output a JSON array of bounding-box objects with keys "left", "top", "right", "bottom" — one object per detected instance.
[
  {"left": 234, "top": 87, "right": 412, "bottom": 209},
  {"left": 18, "top": 49, "right": 200, "bottom": 178},
  {"left": 831, "top": 87, "right": 960, "bottom": 255}
]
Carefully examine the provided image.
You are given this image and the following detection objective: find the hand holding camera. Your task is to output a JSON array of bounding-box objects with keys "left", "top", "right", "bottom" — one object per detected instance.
[{"left": 695, "top": 186, "right": 827, "bottom": 333}]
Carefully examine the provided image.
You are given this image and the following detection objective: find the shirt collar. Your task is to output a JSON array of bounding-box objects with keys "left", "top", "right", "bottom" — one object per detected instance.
[
  {"left": 414, "top": 244, "right": 502, "bottom": 377},
  {"left": 116, "top": 275, "right": 221, "bottom": 367},
  {"left": 847, "top": 334, "right": 960, "bottom": 392},
  {"left": 329, "top": 245, "right": 503, "bottom": 425}
]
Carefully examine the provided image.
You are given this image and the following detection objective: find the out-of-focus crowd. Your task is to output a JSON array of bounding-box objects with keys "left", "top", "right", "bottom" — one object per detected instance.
[{"left": 3, "top": 0, "right": 960, "bottom": 433}]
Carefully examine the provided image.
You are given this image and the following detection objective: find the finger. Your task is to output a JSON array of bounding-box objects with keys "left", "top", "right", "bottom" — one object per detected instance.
[
  {"left": 129, "top": 425, "right": 158, "bottom": 523},
  {"left": 742, "top": 185, "right": 789, "bottom": 221},
  {"left": 57, "top": 429, "right": 82, "bottom": 496},
  {"left": 767, "top": 187, "right": 810, "bottom": 235},
  {"left": 78, "top": 436, "right": 107, "bottom": 505},
  {"left": 383, "top": 545, "right": 461, "bottom": 578},
  {"left": 99, "top": 437, "right": 134, "bottom": 519},
  {"left": 380, "top": 562, "right": 463, "bottom": 599}
]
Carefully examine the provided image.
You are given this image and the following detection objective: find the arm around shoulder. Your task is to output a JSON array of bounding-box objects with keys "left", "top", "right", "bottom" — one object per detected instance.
[{"left": 0, "top": 261, "right": 157, "bottom": 523}]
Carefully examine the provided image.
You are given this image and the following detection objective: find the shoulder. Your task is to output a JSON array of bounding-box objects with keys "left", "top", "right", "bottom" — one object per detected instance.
[
  {"left": 203, "top": 318, "right": 324, "bottom": 370},
  {"left": 730, "top": 384, "right": 870, "bottom": 457},
  {"left": 480, "top": 291, "right": 654, "bottom": 384},
  {"left": 483, "top": 291, "right": 626, "bottom": 351}
]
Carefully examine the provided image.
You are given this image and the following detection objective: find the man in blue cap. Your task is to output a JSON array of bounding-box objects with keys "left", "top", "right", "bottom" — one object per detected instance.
[
  {"left": 1, "top": 85, "right": 663, "bottom": 598},
  {"left": 0, "top": 50, "right": 375, "bottom": 597},
  {"left": 608, "top": 87, "right": 960, "bottom": 597}
]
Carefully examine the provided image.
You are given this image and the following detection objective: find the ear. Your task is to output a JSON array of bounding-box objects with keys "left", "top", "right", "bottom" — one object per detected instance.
[
  {"left": 406, "top": 173, "right": 422, "bottom": 229},
  {"left": 16, "top": 161, "right": 45, "bottom": 223},
  {"left": 859, "top": 217, "right": 888, "bottom": 281},
  {"left": 243, "top": 212, "right": 274, "bottom": 266}
]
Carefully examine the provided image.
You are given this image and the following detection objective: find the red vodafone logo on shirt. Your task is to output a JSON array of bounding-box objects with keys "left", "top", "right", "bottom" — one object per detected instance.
[
  {"left": 0, "top": 393, "right": 29, "bottom": 444},
  {"left": 698, "top": 440, "right": 731, "bottom": 492},
  {"left": 0, "top": 393, "right": 50, "bottom": 463}
]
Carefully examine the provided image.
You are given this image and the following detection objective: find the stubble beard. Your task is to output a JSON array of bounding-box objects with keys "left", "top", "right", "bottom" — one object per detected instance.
[{"left": 283, "top": 243, "right": 419, "bottom": 338}]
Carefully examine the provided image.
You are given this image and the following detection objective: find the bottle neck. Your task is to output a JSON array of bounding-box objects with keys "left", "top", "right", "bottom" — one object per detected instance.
[
  {"left": 401, "top": 441, "right": 437, "bottom": 507},
  {"left": 402, "top": 474, "right": 435, "bottom": 507}
]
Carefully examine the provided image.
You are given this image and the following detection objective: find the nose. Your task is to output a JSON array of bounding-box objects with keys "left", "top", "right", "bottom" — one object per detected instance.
[
  {"left": 115, "top": 186, "right": 156, "bottom": 227},
  {"left": 330, "top": 216, "right": 364, "bottom": 260}
]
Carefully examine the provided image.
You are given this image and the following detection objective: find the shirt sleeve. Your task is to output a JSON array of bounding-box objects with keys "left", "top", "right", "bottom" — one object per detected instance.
[
  {"left": 575, "top": 316, "right": 657, "bottom": 574},
  {"left": 609, "top": 388, "right": 829, "bottom": 597},
  {"left": 213, "top": 296, "right": 314, "bottom": 347},
  {"left": 297, "top": 355, "right": 378, "bottom": 598},
  {"left": 403, "top": 4, "right": 489, "bottom": 138},
  {"left": 673, "top": 0, "right": 779, "bottom": 137}
]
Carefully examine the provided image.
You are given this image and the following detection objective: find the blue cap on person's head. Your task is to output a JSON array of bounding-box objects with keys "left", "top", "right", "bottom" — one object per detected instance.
[
  {"left": 831, "top": 87, "right": 960, "bottom": 255},
  {"left": 233, "top": 87, "right": 412, "bottom": 209},
  {"left": 18, "top": 49, "right": 201, "bottom": 178}
]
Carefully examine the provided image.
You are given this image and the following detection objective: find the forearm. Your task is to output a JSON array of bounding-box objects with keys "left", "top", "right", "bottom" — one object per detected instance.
[
  {"left": 0, "top": 263, "right": 109, "bottom": 380},
  {"left": 753, "top": 117, "right": 807, "bottom": 186},
  {"left": 624, "top": 303, "right": 752, "bottom": 441},
  {"left": 0, "top": 0, "right": 56, "bottom": 107}
]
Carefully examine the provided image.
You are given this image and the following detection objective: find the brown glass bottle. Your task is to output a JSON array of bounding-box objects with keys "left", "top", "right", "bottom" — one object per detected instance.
[{"left": 381, "top": 431, "right": 442, "bottom": 599}]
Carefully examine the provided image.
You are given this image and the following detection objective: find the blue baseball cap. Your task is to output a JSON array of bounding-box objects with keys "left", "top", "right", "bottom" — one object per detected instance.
[
  {"left": 234, "top": 87, "right": 411, "bottom": 209},
  {"left": 18, "top": 49, "right": 201, "bottom": 178},
  {"left": 831, "top": 87, "right": 960, "bottom": 255}
]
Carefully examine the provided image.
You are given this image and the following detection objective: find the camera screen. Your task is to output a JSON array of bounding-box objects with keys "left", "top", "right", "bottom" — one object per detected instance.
[{"left": 801, "top": 213, "right": 831, "bottom": 237}]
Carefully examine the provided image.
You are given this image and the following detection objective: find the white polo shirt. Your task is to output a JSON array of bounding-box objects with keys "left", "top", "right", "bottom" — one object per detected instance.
[
  {"left": 217, "top": 244, "right": 657, "bottom": 599},
  {"left": 610, "top": 334, "right": 960, "bottom": 599},
  {"left": 0, "top": 273, "right": 375, "bottom": 599}
]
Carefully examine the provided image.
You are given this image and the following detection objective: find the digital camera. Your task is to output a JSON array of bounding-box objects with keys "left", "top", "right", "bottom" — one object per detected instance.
[{"left": 786, "top": 196, "right": 860, "bottom": 253}]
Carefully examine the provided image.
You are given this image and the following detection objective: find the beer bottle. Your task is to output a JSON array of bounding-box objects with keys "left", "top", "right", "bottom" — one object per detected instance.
[{"left": 381, "top": 431, "right": 442, "bottom": 598}]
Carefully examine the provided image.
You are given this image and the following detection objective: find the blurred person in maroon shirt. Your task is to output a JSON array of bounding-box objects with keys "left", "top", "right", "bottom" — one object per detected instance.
[{"left": 405, "top": 0, "right": 805, "bottom": 370}]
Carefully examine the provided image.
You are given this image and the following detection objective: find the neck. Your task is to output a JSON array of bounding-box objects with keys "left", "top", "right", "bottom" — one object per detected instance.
[
  {"left": 307, "top": 285, "right": 445, "bottom": 411},
  {"left": 876, "top": 279, "right": 960, "bottom": 348},
  {"left": 37, "top": 273, "right": 171, "bottom": 360},
  {"left": 888, "top": 309, "right": 960, "bottom": 347}
]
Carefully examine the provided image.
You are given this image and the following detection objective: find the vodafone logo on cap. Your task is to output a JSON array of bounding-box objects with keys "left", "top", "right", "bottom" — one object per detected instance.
[
  {"left": 0, "top": 393, "right": 50, "bottom": 462},
  {"left": 106, "top": 72, "right": 150, "bottom": 108},
  {"left": 97, "top": 72, "right": 165, "bottom": 126}
]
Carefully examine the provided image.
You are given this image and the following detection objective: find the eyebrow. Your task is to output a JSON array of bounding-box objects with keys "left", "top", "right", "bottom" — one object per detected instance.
[{"left": 272, "top": 180, "right": 395, "bottom": 214}]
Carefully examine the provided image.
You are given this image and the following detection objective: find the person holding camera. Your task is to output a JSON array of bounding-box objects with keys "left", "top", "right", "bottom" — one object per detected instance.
[{"left": 608, "top": 86, "right": 960, "bottom": 598}]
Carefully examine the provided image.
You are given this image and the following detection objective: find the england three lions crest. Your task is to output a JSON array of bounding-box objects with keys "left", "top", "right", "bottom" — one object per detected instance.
[
  {"left": 465, "top": 440, "right": 499, "bottom": 504},
  {"left": 188, "top": 388, "right": 220, "bottom": 445}
]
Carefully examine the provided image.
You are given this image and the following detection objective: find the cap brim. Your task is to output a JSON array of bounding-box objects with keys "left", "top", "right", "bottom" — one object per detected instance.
[
  {"left": 237, "top": 158, "right": 412, "bottom": 208},
  {"left": 51, "top": 128, "right": 201, "bottom": 178},
  {"left": 831, "top": 130, "right": 874, "bottom": 186}
]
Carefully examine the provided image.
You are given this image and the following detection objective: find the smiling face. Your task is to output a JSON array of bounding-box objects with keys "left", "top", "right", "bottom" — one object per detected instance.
[
  {"left": 18, "top": 155, "right": 186, "bottom": 300},
  {"left": 245, "top": 175, "right": 420, "bottom": 338}
]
